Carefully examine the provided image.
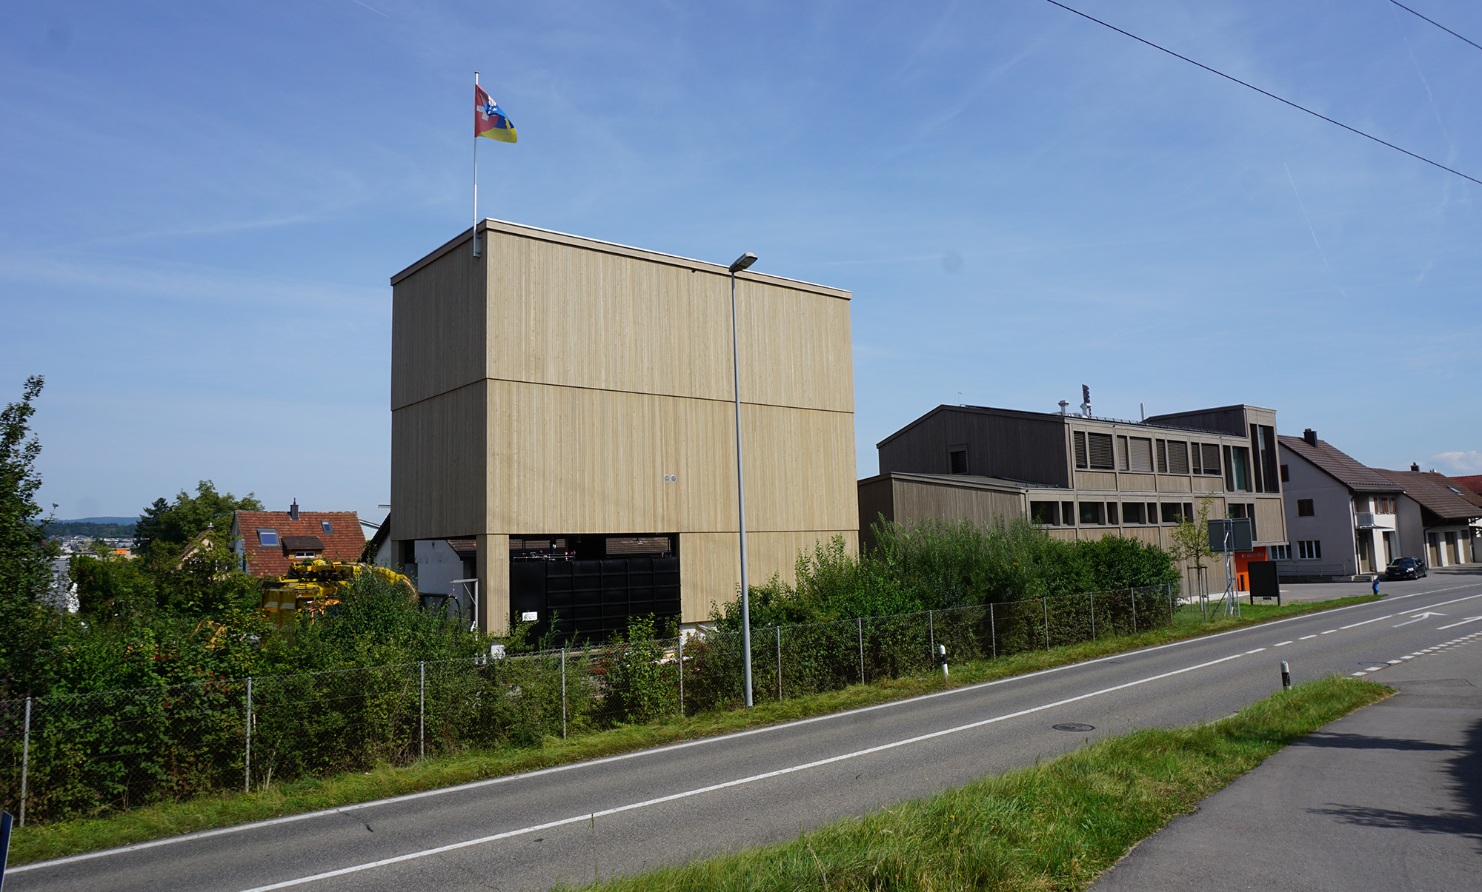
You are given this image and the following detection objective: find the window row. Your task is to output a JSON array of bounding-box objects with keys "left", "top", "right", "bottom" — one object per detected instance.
[
  {"left": 1031, "top": 500, "right": 1197, "bottom": 527},
  {"left": 1071, "top": 431, "right": 1254, "bottom": 490}
]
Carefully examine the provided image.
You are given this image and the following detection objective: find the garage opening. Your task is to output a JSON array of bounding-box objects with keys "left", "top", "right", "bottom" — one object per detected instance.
[{"left": 509, "top": 533, "right": 680, "bottom": 645}]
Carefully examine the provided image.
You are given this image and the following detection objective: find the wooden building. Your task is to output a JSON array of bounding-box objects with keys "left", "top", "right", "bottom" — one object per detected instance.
[
  {"left": 860, "top": 403, "right": 1287, "bottom": 591},
  {"left": 390, "top": 220, "right": 857, "bottom": 638}
]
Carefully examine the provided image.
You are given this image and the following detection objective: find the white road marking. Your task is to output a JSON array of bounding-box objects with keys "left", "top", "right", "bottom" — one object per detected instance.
[
  {"left": 1437, "top": 616, "right": 1482, "bottom": 631},
  {"left": 1246, "top": 648, "right": 1267, "bottom": 654},
  {"left": 1339, "top": 615, "right": 1393, "bottom": 630},
  {"left": 1365, "top": 666, "right": 1384, "bottom": 672},
  {"left": 1398, "top": 592, "right": 1482, "bottom": 614},
  {"left": 233, "top": 651, "right": 1252, "bottom": 891},
  {"left": 1275, "top": 641, "right": 1293, "bottom": 647},
  {"left": 1300, "top": 635, "right": 1317, "bottom": 640},
  {"left": 1393, "top": 612, "right": 1445, "bottom": 628},
  {"left": 1321, "top": 630, "right": 1337, "bottom": 635}
]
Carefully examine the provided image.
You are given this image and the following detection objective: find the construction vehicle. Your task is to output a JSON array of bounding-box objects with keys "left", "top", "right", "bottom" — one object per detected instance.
[{"left": 260, "top": 559, "right": 416, "bottom": 629}]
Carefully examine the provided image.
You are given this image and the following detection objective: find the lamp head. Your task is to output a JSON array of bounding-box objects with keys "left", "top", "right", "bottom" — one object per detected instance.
[{"left": 728, "top": 252, "right": 758, "bottom": 274}]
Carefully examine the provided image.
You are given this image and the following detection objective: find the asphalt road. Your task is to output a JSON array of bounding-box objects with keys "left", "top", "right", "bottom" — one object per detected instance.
[{"left": 13, "top": 571, "right": 1482, "bottom": 892}]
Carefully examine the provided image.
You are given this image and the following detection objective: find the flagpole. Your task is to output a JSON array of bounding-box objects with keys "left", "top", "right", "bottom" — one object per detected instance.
[{"left": 472, "top": 71, "right": 481, "bottom": 257}]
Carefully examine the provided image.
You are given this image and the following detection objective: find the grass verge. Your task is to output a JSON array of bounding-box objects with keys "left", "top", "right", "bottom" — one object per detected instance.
[
  {"left": 8, "top": 594, "right": 1381, "bottom": 865},
  {"left": 559, "top": 676, "right": 1391, "bottom": 892}
]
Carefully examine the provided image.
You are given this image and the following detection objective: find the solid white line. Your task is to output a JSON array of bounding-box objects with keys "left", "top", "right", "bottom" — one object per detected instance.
[
  {"left": 1398, "top": 592, "right": 1482, "bottom": 614},
  {"left": 234, "top": 651, "right": 1251, "bottom": 891},
  {"left": 1339, "top": 615, "right": 1393, "bottom": 630}
]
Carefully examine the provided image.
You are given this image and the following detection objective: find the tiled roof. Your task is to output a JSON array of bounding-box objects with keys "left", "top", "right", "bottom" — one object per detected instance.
[
  {"left": 1377, "top": 470, "right": 1482, "bottom": 520},
  {"left": 1453, "top": 475, "right": 1482, "bottom": 497},
  {"left": 1278, "top": 434, "right": 1404, "bottom": 494},
  {"left": 233, "top": 509, "right": 364, "bottom": 578}
]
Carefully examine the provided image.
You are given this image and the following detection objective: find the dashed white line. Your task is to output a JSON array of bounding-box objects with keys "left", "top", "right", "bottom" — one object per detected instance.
[
  {"left": 1321, "top": 630, "right": 1337, "bottom": 635},
  {"left": 1300, "top": 634, "right": 1317, "bottom": 641},
  {"left": 1246, "top": 648, "right": 1267, "bottom": 654},
  {"left": 1275, "top": 640, "right": 1293, "bottom": 647}
]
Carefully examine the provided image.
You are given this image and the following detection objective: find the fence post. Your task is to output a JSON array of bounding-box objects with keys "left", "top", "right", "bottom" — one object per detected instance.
[
  {"left": 418, "top": 661, "right": 426, "bottom": 761},
  {"left": 560, "top": 647, "right": 568, "bottom": 739},
  {"left": 989, "top": 603, "right": 997, "bottom": 659},
  {"left": 927, "top": 609, "right": 935, "bottom": 668},
  {"left": 677, "top": 636, "right": 684, "bottom": 717},
  {"left": 1090, "top": 590, "right": 1096, "bottom": 641},
  {"left": 1168, "top": 582, "right": 1175, "bottom": 622},
  {"left": 776, "top": 626, "right": 783, "bottom": 701},
  {"left": 857, "top": 616, "right": 865, "bottom": 684},
  {"left": 244, "top": 677, "right": 253, "bottom": 794},
  {"left": 20, "top": 696, "right": 31, "bottom": 827},
  {"left": 1130, "top": 586, "right": 1137, "bottom": 633}
]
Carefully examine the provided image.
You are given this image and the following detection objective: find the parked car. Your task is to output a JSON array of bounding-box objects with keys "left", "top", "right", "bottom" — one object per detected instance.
[{"left": 1384, "top": 556, "right": 1428, "bottom": 580}]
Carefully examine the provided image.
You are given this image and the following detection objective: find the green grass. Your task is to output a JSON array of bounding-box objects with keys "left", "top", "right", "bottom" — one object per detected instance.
[
  {"left": 559, "top": 676, "right": 1391, "bottom": 892},
  {"left": 7, "top": 593, "right": 1381, "bottom": 865}
]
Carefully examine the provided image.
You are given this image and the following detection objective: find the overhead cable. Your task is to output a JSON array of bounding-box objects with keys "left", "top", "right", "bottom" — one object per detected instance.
[
  {"left": 1386, "top": 0, "right": 1482, "bottom": 54},
  {"left": 1039, "top": 0, "right": 1482, "bottom": 188}
]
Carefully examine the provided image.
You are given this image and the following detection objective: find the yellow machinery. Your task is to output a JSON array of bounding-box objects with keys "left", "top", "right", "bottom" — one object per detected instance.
[{"left": 261, "top": 559, "right": 416, "bottom": 629}]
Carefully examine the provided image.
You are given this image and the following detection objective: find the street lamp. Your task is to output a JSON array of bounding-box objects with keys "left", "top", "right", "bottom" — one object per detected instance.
[{"left": 728, "top": 251, "right": 757, "bottom": 707}]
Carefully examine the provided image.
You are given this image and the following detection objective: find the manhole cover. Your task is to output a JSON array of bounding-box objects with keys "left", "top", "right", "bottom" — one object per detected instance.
[{"left": 1052, "top": 723, "right": 1095, "bottom": 732}]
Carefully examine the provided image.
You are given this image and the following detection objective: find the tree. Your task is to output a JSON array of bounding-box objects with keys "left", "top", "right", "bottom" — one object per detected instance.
[
  {"left": 1169, "top": 496, "right": 1216, "bottom": 602},
  {"left": 134, "top": 481, "right": 262, "bottom": 567},
  {"left": 0, "top": 375, "right": 60, "bottom": 695}
]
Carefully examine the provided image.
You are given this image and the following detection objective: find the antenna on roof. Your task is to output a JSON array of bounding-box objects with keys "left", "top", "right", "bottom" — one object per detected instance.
[{"left": 1080, "top": 384, "right": 1092, "bottom": 418}]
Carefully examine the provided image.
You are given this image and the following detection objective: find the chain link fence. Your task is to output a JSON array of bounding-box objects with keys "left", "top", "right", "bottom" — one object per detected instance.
[{"left": 1, "top": 583, "right": 1173, "bottom": 826}]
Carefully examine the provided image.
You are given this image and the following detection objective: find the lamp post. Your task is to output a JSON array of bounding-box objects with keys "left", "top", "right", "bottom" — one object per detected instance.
[{"left": 728, "top": 251, "right": 758, "bottom": 707}]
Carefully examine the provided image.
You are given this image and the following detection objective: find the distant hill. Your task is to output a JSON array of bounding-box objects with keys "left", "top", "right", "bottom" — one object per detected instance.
[{"left": 45, "top": 518, "right": 137, "bottom": 538}]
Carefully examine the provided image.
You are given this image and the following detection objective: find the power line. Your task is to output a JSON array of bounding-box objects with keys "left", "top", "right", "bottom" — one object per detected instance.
[
  {"left": 1039, "top": 0, "right": 1482, "bottom": 188},
  {"left": 1386, "top": 0, "right": 1482, "bottom": 55}
]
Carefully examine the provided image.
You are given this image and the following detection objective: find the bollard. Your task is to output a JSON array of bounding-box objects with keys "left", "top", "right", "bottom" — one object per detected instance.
[
  {"left": 938, "top": 644, "right": 949, "bottom": 679},
  {"left": 1280, "top": 660, "right": 1291, "bottom": 691}
]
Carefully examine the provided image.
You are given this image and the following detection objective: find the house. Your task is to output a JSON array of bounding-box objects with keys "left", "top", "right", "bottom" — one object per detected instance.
[
  {"left": 1276, "top": 430, "right": 1404, "bottom": 578},
  {"left": 389, "top": 220, "right": 857, "bottom": 640},
  {"left": 231, "top": 501, "right": 365, "bottom": 578},
  {"left": 1376, "top": 466, "right": 1482, "bottom": 567},
  {"left": 859, "top": 401, "right": 1287, "bottom": 590}
]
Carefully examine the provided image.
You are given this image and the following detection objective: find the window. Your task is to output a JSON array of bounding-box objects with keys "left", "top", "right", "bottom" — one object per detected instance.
[
  {"left": 949, "top": 448, "right": 968, "bottom": 474},
  {"left": 1225, "top": 446, "right": 1250, "bottom": 491},
  {"left": 1077, "top": 431, "right": 1114, "bottom": 470},
  {"left": 1122, "top": 502, "right": 1147, "bottom": 524},
  {"left": 1194, "top": 442, "right": 1221, "bottom": 476},
  {"left": 1297, "top": 499, "right": 1314, "bottom": 517},
  {"left": 1229, "top": 503, "right": 1257, "bottom": 541},
  {"left": 320, "top": 520, "right": 333, "bottom": 533},
  {"left": 1030, "top": 501, "right": 1060, "bottom": 525},
  {"left": 292, "top": 550, "right": 317, "bottom": 560},
  {"left": 1107, "top": 502, "right": 1119, "bottom": 525},
  {"left": 1160, "top": 503, "right": 1185, "bottom": 524},
  {"left": 1269, "top": 544, "right": 1291, "bottom": 561},
  {"left": 1166, "top": 441, "right": 1190, "bottom": 474},
  {"left": 1128, "top": 437, "right": 1154, "bottom": 472},
  {"left": 257, "top": 529, "right": 279, "bottom": 546},
  {"left": 1297, "top": 540, "right": 1322, "bottom": 560},
  {"left": 1062, "top": 501, "right": 1076, "bottom": 525},
  {"left": 1156, "top": 440, "right": 1169, "bottom": 473},
  {"left": 1079, "top": 502, "right": 1106, "bottom": 525},
  {"left": 1280, "top": 464, "right": 1289, "bottom": 483}
]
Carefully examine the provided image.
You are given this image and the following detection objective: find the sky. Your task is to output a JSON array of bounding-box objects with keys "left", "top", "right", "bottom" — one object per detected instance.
[{"left": 3, "top": 0, "right": 1480, "bottom": 524}]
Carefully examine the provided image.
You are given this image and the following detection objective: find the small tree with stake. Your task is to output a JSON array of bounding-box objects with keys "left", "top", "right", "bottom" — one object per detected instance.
[{"left": 1169, "top": 496, "right": 1216, "bottom": 616}]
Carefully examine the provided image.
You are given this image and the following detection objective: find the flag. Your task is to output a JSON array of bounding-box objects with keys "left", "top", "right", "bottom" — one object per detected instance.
[{"left": 475, "top": 85, "right": 517, "bottom": 143}]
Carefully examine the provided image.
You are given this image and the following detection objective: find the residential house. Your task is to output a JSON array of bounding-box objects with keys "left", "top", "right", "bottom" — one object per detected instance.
[
  {"left": 1276, "top": 430, "right": 1404, "bottom": 578},
  {"left": 231, "top": 501, "right": 365, "bottom": 578},
  {"left": 1376, "top": 466, "right": 1482, "bottom": 567},
  {"left": 859, "top": 402, "right": 1287, "bottom": 590}
]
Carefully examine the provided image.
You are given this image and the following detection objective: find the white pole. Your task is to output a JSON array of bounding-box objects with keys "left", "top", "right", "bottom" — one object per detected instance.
[{"left": 472, "top": 71, "right": 480, "bottom": 258}]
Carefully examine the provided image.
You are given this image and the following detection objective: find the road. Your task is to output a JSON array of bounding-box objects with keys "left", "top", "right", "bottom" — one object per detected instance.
[{"left": 13, "top": 571, "right": 1482, "bottom": 892}]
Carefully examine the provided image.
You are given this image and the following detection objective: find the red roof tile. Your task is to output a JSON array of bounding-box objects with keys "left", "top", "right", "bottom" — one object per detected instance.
[{"left": 232, "top": 510, "right": 364, "bottom": 578}]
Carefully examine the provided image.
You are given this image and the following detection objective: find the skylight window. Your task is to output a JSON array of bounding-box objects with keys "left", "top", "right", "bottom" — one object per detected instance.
[
  {"left": 321, "top": 520, "right": 333, "bottom": 533},
  {"left": 258, "top": 529, "right": 279, "bottom": 546}
]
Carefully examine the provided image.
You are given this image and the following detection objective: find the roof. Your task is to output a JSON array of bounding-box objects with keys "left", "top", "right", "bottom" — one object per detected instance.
[
  {"left": 1377, "top": 470, "right": 1482, "bottom": 521},
  {"left": 1277, "top": 434, "right": 1404, "bottom": 494},
  {"left": 1453, "top": 475, "right": 1482, "bottom": 496},
  {"left": 877, "top": 402, "right": 1266, "bottom": 450},
  {"left": 232, "top": 509, "right": 364, "bottom": 578}
]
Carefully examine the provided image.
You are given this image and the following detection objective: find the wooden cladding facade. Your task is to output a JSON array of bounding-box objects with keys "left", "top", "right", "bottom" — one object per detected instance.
[{"left": 391, "top": 221, "right": 857, "bottom": 633}]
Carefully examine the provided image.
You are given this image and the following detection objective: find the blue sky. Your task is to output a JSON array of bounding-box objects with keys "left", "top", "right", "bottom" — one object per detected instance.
[{"left": 4, "top": 0, "right": 1480, "bottom": 523}]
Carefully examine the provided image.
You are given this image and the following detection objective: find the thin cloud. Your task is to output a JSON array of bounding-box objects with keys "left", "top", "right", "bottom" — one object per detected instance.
[{"left": 1430, "top": 451, "right": 1482, "bottom": 475}]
